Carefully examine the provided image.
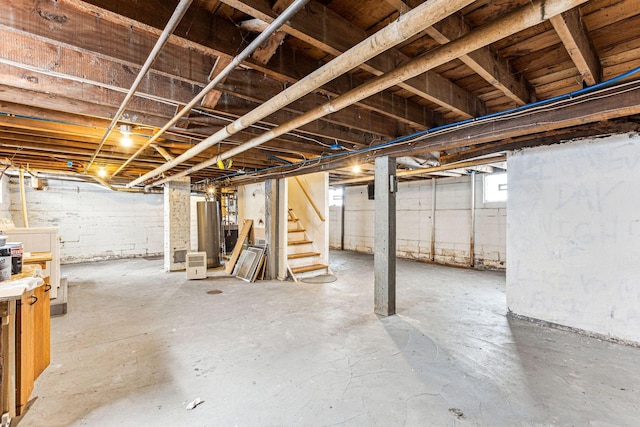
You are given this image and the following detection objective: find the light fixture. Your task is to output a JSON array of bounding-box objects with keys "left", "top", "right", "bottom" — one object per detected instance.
[
  {"left": 119, "top": 124, "right": 133, "bottom": 147},
  {"left": 352, "top": 165, "right": 362, "bottom": 174},
  {"left": 97, "top": 166, "right": 108, "bottom": 178}
]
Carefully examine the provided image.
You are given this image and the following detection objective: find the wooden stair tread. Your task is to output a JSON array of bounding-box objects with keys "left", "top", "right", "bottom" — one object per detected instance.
[
  {"left": 288, "top": 251, "right": 321, "bottom": 259},
  {"left": 288, "top": 239, "right": 313, "bottom": 245},
  {"left": 287, "top": 228, "right": 305, "bottom": 233},
  {"left": 291, "top": 264, "right": 328, "bottom": 274}
]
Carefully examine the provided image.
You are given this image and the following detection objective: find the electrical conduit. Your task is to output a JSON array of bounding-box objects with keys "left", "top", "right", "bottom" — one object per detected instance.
[
  {"left": 146, "top": 0, "right": 589, "bottom": 188},
  {"left": 128, "top": 0, "right": 477, "bottom": 187},
  {"left": 113, "top": 0, "right": 312, "bottom": 178}
]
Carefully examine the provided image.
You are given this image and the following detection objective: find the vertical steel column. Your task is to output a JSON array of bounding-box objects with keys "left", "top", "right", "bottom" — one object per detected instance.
[
  {"left": 431, "top": 178, "right": 436, "bottom": 262},
  {"left": 470, "top": 172, "right": 476, "bottom": 267},
  {"left": 374, "top": 157, "right": 397, "bottom": 317},
  {"left": 340, "top": 185, "right": 346, "bottom": 250}
]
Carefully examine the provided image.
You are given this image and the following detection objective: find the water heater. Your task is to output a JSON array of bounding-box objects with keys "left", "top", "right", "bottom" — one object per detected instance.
[{"left": 197, "top": 200, "right": 221, "bottom": 268}]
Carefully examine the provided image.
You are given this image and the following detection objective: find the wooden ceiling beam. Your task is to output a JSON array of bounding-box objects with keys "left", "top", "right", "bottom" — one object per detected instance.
[
  {"left": 0, "top": 28, "right": 394, "bottom": 144},
  {"left": 201, "top": 56, "right": 234, "bottom": 110},
  {"left": 70, "top": 0, "right": 434, "bottom": 128},
  {"left": 550, "top": 7, "right": 602, "bottom": 86},
  {"left": 439, "top": 120, "right": 640, "bottom": 164},
  {"left": 227, "top": 82, "right": 640, "bottom": 184},
  {"left": 426, "top": 13, "right": 535, "bottom": 105},
  {"left": 217, "top": 71, "right": 413, "bottom": 138},
  {"left": 0, "top": 68, "right": 374, "bottom": 151},
  {"left": 384, "top": 0, "right": 534, "bottom": 105},
  {"left": 220, "top": 0, "right": 486, "bottom": 119}
]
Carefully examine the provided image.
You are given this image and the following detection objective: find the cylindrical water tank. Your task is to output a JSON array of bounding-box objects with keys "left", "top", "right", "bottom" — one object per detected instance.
[{"left": 197, "top": 201, "right": 221, "bottom": 268}]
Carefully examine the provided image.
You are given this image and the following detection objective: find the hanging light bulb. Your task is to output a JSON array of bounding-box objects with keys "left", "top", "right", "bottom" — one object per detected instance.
[
  {"left": 352, "top": 165, "right": 362, "bottom": 173},
  {"left": 121, "top": 134, "right": 132, "bottom": 148},
  {"left": 119, "top": 124, "right": 133, "bottom": 147},
  {"left": 97, "top": 166, "right": 108, "bottom": 178}
]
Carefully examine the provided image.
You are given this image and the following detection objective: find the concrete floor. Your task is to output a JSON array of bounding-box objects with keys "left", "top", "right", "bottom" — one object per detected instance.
[{"left": 18, "top": 250, "right": 640, "bottom": 426}]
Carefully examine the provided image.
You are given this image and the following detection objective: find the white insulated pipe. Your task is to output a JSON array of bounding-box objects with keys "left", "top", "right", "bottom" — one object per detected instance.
[
  {"left": 147, "top": 0, "right": 588, "bottom": 189},
  {"left": 114, "top": 0, "right": 311, "bottom": 178},
  {"left": 129, "top": 0, "right": 477, "bottom": 187},
  {"left": 84, "top": 0, "right": 193, "bottom": 173}
]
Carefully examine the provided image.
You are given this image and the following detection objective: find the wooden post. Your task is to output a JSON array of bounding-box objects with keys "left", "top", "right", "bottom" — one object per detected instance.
[{"left": 18, "top": 169, "right": 28, "bottom": 228}]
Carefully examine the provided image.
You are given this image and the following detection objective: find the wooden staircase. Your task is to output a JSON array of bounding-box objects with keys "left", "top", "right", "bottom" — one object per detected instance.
[{"left": 287, "top": 208, "right": 330, "bottom": 282}]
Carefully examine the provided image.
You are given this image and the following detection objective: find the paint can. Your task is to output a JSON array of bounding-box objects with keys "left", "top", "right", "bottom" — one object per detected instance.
[
  {"left": 6, "top": 242, "right": 22, "bottom": 275},
  {"left": 0, "top": 246, "right": 11, "bottom": 281}
]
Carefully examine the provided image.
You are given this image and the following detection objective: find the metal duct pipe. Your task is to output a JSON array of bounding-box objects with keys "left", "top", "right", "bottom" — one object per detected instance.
[
  {"left": 114, "top": 0, "right": 311, "bottom": 178},
  {"left": 147, "top": 0, "right": 587, "bottom": 189},
  {"left": 128, "top": 0, "right": 476, "bottom": 187},
  {"left": 84, "top": 0, "right": 193, "bottom": 173},
  {"left": 331, "top": 156, "right": 507, "bottom": 185}
]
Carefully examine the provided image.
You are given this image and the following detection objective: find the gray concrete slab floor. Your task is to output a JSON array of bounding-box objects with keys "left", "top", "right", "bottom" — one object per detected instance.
[{"left": 18, "top": 250, "right": 640, "bottom": 426}]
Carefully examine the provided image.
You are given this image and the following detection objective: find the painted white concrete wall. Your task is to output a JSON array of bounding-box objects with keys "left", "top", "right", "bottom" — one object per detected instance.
[
  {"left": 164, "top": 177, "right": 190, "bottom": 272},
  {"left": 329, "top": 205, "right": 342, "bottom": 248},
  {"left": 288, "top": 173, "right": 330, "bottom": 260},
  {"left": 507, "top": 133, "right": 640, "bottom": 343},
  {"left": 238, "top": 182, "right": 266, "bottom": 240},
  {"left": 334, "top": 175, "right": 506, "bottom": 269},
  {"left": 4, "top": 178, "right": 163, "bottom": 263},
  {"left": 0, "top": 176, "right": 11, "bottom": 225}
]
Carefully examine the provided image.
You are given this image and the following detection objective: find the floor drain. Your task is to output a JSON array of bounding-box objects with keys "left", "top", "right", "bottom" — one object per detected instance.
[{"left": 207, "top": 289, "right": 223, "bottom": 295}]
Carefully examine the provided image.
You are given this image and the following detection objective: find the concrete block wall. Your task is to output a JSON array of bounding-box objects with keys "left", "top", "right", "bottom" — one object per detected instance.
[
  {"left": 238, "top": 182, "right": 266, "bottom": 240},
  {"left": 507, "top": 133, "right": 640, "bottom": 344},
  {"left": 329, "top": 205, "right": 342, "bottom": 248},
  {"left": 164, "top": 177, "right": 190, "bottom": 272},
  {"left": 0, "top": 176, "right": 11, "bottom": 223},
  {"left": 5, "top": 178, "right": 163, "bottom": 263},
  {"left": 333, "top": 175, "right": 506, "bottom": 269}
]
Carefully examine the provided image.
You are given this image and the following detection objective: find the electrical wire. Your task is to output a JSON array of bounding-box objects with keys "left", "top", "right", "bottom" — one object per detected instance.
[{"left": 210, "top": 65, "right": 640, "bottom": 183}]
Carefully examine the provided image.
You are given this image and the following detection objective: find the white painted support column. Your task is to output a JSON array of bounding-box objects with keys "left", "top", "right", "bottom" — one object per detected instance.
[
  {"left": 374, "top": 156, "right": 397, "bottom": 316},
  {"left": 265, "top": 179, "right": 278, "bottom": 280},
  {"left": 277, "top": 179, "right": 288, "bottom": 280},
  {"left": 164, "top": 177, "right": 190, "bottom": 272},
  {"left": 470, "top": 172, "right": 476, "bottom": 267}
]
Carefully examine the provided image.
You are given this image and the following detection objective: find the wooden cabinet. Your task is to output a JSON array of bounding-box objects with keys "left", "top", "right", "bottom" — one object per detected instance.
[{"left": 15, "top": 283, "right": 50, "bottom": 415}]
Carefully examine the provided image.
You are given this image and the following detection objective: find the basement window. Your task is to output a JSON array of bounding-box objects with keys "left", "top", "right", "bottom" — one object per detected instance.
[
  {"left": 483, "top": 173, "right": 507, "bottom": 203},
  {"left": 329, "top": 187, "right": 343, "bottom": 207}
]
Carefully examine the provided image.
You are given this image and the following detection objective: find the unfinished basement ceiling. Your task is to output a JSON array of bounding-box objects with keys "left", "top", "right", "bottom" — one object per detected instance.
[{"left": 0, "top": 0, "right": 639, "bottom": 188}]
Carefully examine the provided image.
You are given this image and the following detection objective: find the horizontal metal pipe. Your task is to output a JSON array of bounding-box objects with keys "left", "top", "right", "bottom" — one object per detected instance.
[
  {"left": 331, "top": 155, "right": 507, "bottom": 185},
  {"left": 148, "top": 0, "right": 586, "bottom": 188},
  {"left": 130, "top": 0, "right": 476, "bottom": 187},
  {"left": 85, "top": 0, "right": 193, "bottom": 173},
  {"left": 115, "top": 0, "right": 311, "bottom": 178}
]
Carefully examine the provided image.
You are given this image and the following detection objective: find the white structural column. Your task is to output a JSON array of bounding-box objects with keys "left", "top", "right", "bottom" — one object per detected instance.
[
  {"left": 264, "top": 179, "right": 280, "bottom": 280},
  {"left": 164, "top": 177, "right": 191, "bottom": 272},
  {"left": 374, "top": 157, "right": 397, "bottom": 316}
]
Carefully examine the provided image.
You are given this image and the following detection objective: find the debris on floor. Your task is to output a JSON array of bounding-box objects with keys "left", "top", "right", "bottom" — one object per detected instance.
[
  {"left": 449, "top": 408, "right": 465, "bottom": 419},
  {"left": 186, "top": 398, "right": 204, "bottom": 410}
]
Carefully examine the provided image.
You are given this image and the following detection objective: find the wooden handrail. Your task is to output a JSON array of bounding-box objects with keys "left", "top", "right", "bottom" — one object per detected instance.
[{"left": 294, "top": 177, "right": 325, "bottom": 222}]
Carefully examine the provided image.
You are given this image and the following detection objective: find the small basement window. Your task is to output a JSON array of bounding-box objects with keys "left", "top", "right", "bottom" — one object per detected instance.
[
  {"left": 329, "top": 187, "right": 343, "bottom": 207},
  {"left": 483, "top": 172, "right": 507, "bottom": 203}
]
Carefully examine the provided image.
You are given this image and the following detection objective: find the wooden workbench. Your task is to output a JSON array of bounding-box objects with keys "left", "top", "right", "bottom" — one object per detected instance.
[{"left": 0, "top": 262, "right": 50, "bottom": 422}]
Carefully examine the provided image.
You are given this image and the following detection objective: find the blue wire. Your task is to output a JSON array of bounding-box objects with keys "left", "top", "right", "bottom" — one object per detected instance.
[{"left": 216, "top": 65, "right": 640, "bottom": 182}]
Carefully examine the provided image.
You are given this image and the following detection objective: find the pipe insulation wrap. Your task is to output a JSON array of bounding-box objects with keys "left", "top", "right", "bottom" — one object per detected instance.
[
  {"left": 146, "top": 0, "right": 589, "bottom": 188},
  {"left": 129, "top": 0, "right": 476, "bottom": 187}
]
